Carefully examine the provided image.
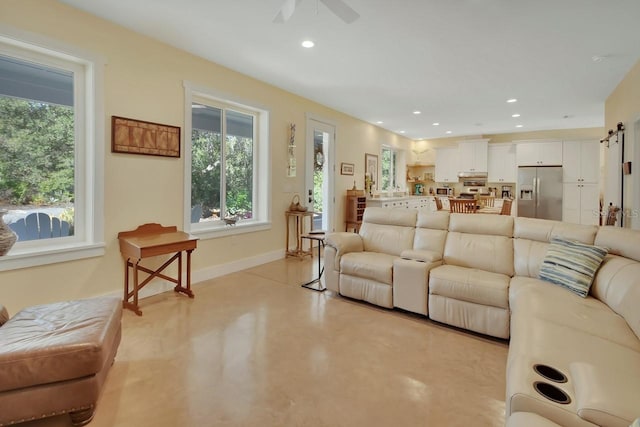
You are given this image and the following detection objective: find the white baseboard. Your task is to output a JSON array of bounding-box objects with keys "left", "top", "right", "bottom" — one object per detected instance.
[
  {"left": 191, "top": 249, "right": 284, "bottom": 283},
  {"left": 107, "top": 249, "right": 285, "bottom": 301}
]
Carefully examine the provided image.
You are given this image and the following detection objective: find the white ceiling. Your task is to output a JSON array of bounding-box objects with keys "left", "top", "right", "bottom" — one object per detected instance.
[{"left": 59, "top": 0, "right": 640, "bottom": 140}]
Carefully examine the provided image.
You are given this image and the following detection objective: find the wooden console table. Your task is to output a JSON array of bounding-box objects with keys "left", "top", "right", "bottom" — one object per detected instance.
[{"left": 118, "top": 223, "right": 198, "bottom": 316}]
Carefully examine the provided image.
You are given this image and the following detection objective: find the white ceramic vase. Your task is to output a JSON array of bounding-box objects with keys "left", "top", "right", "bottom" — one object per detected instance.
[{"left": 0, "top": 210, "right": 17, "bottom": 256}]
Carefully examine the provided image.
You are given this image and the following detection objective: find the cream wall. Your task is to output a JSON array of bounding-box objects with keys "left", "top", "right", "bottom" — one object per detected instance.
[
  {"left": 0, "top": 0, "right": 411, "bottom": 313},
  {"left": 605, "top": 59, "right": 640, "bottom": 229}
]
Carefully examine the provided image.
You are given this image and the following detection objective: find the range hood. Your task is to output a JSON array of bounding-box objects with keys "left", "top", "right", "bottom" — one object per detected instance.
[{"left": 458, "top": 171, "right": 488, "bottom": 179}]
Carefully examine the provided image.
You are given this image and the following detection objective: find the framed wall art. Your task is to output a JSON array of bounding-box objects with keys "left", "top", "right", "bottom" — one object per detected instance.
[
  {"left": 340, "top": 162, "right": 354, "bottom": 175},
  {"left": 111, "top": 116, "right": 181, "bottom": 158}
]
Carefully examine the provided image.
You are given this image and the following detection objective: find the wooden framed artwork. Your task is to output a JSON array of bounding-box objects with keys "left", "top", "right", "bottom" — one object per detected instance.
[
  {"left": 111, "top": 116, "right": 181, "bottom": 158},
  {"left": 340, "top": 162, "right": 354, "bottom": 175}
]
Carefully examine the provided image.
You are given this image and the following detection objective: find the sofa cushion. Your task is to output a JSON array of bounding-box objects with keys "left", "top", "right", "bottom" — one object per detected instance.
[
  {"left": 416, "top": 209, "right": 449, "bottom": 230},
  {"left": 449, "top": 212, "right": 514, "bottom": 237},
  {"left": 362, "top": 206, "right": 417, "bottom": 227},
  {"left": 513, "top": 239, "right": 549, "bottom": 278},
  {"left": 539, "top": 237, "right": 608, "bottom": 298},
  {"left": 430, "top": 265, "right": 510, "bottom": 309},
  {"left": 359, "top": 223, "right": 415, "bottom": 256},
  {"left": 444, "top": 232, "right": 514, "bottom": 276},
  {"left": 413, "top": 228, "right": 447, "bottom": 255},
  {"left": 595, "top": 226, "right": 640, "bottom": 262},
  {"left": 591, "top": 254, "right": 640, "bottom": 340},
  {"left": 509, "top": 276, "right": 640, "bottom": 352},
  {"left": 0, "top": 297, "right": 122, "bottom": 393},
  {"left": 341, "top": 251, "right": 396, "bottom": 285},
  {"left": 514, "top": 217, "right": 597, "bottom": 244}
]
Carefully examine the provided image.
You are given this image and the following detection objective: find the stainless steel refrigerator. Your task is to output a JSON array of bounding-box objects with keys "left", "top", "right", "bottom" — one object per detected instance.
[{"left": 517, "top": 166, "right": 563, "bottom": 220}]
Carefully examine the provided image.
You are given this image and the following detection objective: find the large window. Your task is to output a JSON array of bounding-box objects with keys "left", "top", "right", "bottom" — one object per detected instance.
[
  {"left": 191, "top": 102, "right": 254, "bottom": 222},
  {"left": 184, "top": 84, "right": 270, "bottom": 236},
  {"left": 381, "top": 146, "right": 398, "bottom": 191},
  {"left": 0, "top": 34, "right": 104, "bottom": 270}
]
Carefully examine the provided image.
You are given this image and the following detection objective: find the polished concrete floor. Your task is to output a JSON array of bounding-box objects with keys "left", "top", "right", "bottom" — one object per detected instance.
[{"left": 24, "top": 255, "right": 509, "bottom": 427}]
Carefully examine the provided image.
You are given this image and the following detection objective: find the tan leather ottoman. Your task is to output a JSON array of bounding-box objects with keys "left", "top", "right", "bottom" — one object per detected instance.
[{"left": 0, "top": 297, "right": 122, "bottom": 426}]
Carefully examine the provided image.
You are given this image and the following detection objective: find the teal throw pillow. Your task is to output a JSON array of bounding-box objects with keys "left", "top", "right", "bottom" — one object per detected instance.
[{"left": 539, "top": 237, "right": 608, "bottom": 298}]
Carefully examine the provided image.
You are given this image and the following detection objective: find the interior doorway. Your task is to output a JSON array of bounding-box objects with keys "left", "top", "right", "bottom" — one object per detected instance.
[{"left": 305, "top": 117, "right": 335, "bottom": 232}]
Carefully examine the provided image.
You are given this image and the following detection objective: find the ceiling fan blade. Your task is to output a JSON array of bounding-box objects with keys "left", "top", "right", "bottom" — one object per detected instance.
[
  {"left": 319, "top": 0, "right": 360, "bottom": 23},
  {"left": 273, "top": 0, "right": 301, "bottom": 23}
]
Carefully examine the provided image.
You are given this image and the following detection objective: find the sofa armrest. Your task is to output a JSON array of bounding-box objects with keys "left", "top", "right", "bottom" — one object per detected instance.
[
  {"left": 570, "top": 361, "right": 640, "bottom": 427},
  {"left": 400, "top": 249, "right": 442, "bottom": 263},
  {"left": 325, "top": 232, "right": 363, "bottom": 257}
]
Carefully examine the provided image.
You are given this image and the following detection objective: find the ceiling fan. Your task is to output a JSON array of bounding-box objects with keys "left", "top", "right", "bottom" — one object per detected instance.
[{"left": 273, "top": 0, "right": 360, "bottom": 24}]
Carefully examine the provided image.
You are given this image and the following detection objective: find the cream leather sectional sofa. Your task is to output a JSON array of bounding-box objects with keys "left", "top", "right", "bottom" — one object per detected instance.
[{"left": 324, "top": 207, "right": 640, "bottom": 427}]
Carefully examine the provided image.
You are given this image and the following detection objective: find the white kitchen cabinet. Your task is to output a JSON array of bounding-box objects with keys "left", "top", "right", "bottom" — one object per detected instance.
[
  {"left": 562, "top": 140, "right": 600, "bottom": 183},
  {"left": 563, "top": 183, "right": 600, "bottom": 226},
  {"left": 435, "top": 147, "right": 459, "bottom": 183},
  {"left": 458, "top": 140, "right": 488, "bottom": 173},
  {"left": 488, "top": 144, "right": 517, "bottom": 182},
  {"left": 516, "top": 141, "right": 563, "bottom": 166}
]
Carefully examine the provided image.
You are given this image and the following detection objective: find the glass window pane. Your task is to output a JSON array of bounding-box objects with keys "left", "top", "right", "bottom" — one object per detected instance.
[
  {"left": 224, "top": 110, "right": 253, "bottom": 219},
  {"left": 381, "top": 147, "right": 398, "bottom": 191},
  {"left": 0, "top": 58, "right": 76, "bottom": 241},
  {"left": 191, "top": 103, "right": 222, "bottom": 223}
]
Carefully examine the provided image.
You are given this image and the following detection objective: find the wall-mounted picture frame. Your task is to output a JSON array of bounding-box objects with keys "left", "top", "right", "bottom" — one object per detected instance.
[
  {"left": 340, "top": 162, "right": 354, "bottom": 175},
  {"left": 111, "top": 116, "right": 181, "bottom": 158}
]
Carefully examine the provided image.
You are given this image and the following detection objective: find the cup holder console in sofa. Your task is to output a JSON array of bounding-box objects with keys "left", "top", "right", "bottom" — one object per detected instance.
[
  {"left": 533, "top": 364, "right": 567, "bottom": 383},
  {"left": 533, "top": 381, "right": 571, "bottom": 405}
]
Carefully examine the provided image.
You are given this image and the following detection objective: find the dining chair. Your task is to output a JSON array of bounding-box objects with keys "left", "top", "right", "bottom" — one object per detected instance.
[
  {"left": 479, "top": 195, "right": 495, "bottom": 208},
  {"left": 450, "top": 199, "right": 477, "bottom": 213},
  {"left": 500, "top": 199, "right": 512, "bottom": 215},
  {"left": 435, "top": 197, "right": 443, "bottom": 210}
]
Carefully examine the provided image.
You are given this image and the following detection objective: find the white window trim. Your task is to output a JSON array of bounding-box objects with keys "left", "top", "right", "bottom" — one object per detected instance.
[
  {"left": 0, "top": 25, "right": 105, "bottom": 272},
  {"left": 183, "top": 81, "right": 271, "bottom": 239}
]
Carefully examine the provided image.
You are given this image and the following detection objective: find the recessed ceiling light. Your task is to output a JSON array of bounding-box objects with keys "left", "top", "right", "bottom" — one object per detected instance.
[
  {"left": 512, "top": 113, "right": 521, "bottom": 118},
  {"left": 413, "top": 111, "right": 421, "bottom": 115},
  {"left": 432, "top": 122, "right": 440, "bottom": 126},
  {"left": 445, "top": 130, "right": 452, "bottom": 134},
  {"left": 507, "top": 98, "right": 517, "bottom": 103},
  {"left": 516, "top": 124, "right": 523, "bottom": 128},
  {"left": 301, "top": 40, "right": 315, "bottom": 48},
  {"left": 375, "top": 121, "right": 383, "bottom": 124},
  {"left": 399, "top": 130, "right": 406, "bottom": 134}
]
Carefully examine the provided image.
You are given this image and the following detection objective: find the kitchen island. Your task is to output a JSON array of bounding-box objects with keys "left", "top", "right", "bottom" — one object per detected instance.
[{"left": 366, "top": 195, "right": 508, "bottom": 212}]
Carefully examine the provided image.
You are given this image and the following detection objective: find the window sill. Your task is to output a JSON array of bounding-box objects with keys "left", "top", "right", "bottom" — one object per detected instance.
[
  {"left": 0, "top": 242, "right": 106, "bottom": 272},
  {"left": 190, "top": 220, "right": 271, "bottom": 240}
]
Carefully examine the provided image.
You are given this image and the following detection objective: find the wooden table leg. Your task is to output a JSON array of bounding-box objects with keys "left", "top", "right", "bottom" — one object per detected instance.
[
  {"left": 123, "top": 258, "right": 129, "bottom": 308},
  {"left": 285, "top": 212, "right": 291, "bottom": 256},
  {"left": 123, "top": 259, "right": 143, "bottom": 316},
  {"left": 174, "top": 250, "right": 195, "bottom": 298}
]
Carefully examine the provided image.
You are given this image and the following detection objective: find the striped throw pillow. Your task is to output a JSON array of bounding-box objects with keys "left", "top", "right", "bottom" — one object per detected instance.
[{"left": 539, "top": 237, "right": 608, "bottom": 298}]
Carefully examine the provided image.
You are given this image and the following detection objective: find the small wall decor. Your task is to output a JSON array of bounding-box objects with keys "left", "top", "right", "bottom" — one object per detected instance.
[
  {"left": 111, "top": 116, "right": 180, "bottom": 158},
  {"left": 286, "top": 123, "right": 296, "bottom": 177},
  {"left": 340, "top": 162, "right": 354, "bottom": 175}
]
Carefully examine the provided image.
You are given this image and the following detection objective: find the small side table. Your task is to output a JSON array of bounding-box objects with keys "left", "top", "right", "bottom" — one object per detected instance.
[
  {"left": 118, "top": 223, "right": 198, "bottom": 316},
  {"left": 300, "top": 232, "right": 326, "bottom": 292},
  {"left": 285, "top": 210, "right": 314, "bottom": 258}
]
